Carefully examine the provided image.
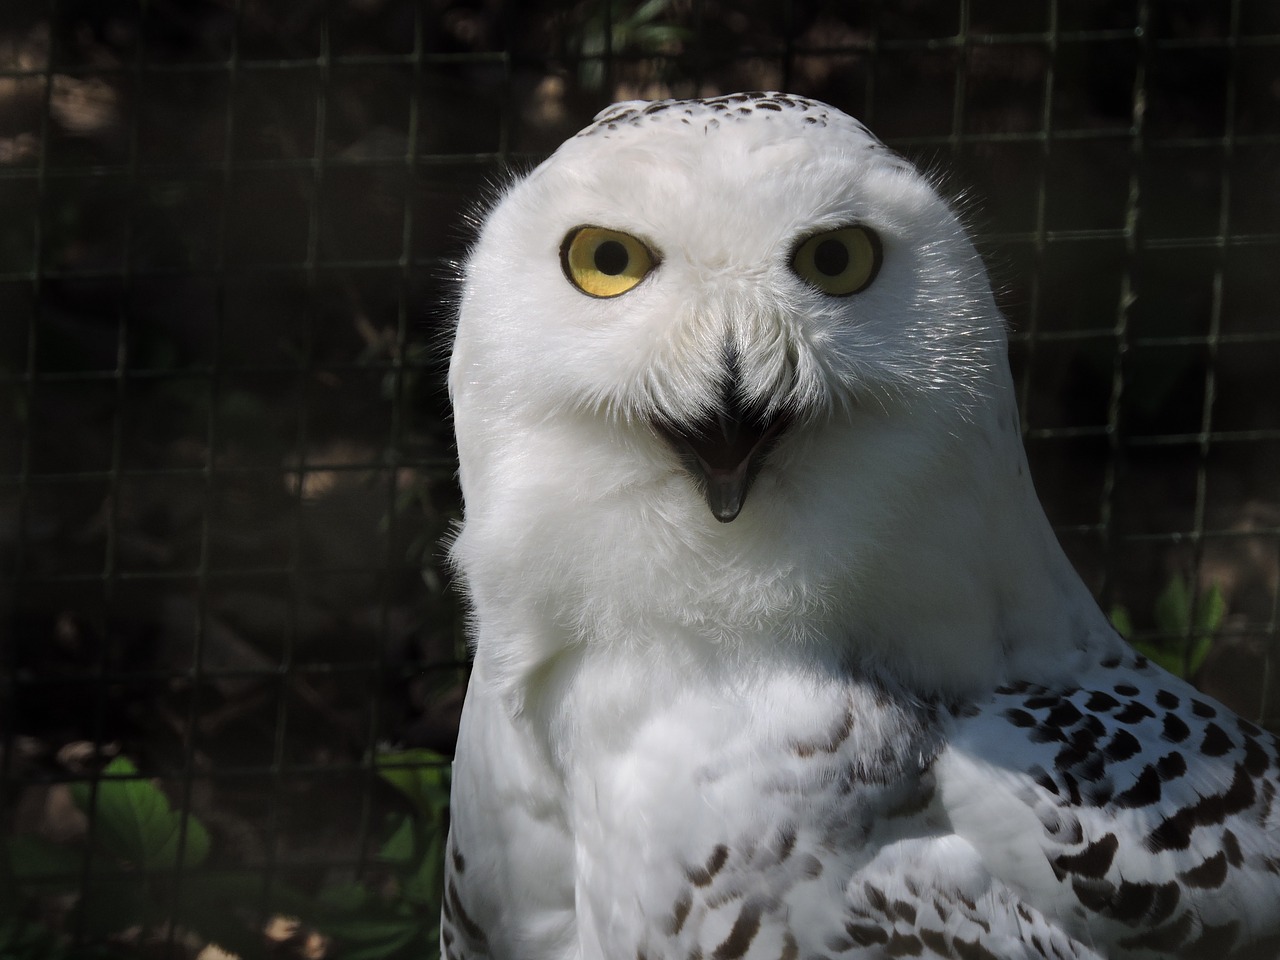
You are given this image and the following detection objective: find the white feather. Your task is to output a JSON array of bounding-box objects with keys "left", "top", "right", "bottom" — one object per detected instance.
[{"left": 441, "top": 94, "right": 1280, "bottom": 960}]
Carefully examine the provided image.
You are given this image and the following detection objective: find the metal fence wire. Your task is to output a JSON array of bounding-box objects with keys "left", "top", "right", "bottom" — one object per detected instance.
[{"left": 1, "top": 1, "right": 1278, "bottom": 958}]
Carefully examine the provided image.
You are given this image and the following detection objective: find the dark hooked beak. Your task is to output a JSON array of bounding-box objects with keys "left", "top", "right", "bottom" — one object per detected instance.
[{"left": 656, "top": 382, "right": 791, "bottom": 523}]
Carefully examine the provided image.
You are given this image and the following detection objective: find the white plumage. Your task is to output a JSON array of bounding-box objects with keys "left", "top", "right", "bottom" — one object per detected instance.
[{"left": 442, "top": 93, "right": 1280, "bottom": 960}]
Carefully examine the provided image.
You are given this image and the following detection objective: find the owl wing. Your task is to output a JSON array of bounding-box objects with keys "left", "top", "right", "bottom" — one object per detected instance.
[
  {"left": 441, "top": 654, "right": 1280, "bottom": 960},
  {"left": 939, "top": 651, "right": 1280, "bottom": 959},
  {"left": 440, "top": 668, "right": 578, "bottom": 960}
]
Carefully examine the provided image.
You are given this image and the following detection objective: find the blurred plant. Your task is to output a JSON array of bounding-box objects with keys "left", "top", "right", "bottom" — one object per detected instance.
[
  {"left": 1110, "top": 574, "right": 1226, "bottom": 679},
  {"left": 566, "top": 0, "right": 690, "bottom": 90},
  {"left": 3, "top": 756, "right": 221, "bottom": 960},
  {"left": 2, "top": 751, "right": 451, "bottom": 960},
  {"left": 375, "top": 339, "right": 443, "bottom": 443},
  {"left": 308, "top": 750, "right": 451, "bottom": 960}
]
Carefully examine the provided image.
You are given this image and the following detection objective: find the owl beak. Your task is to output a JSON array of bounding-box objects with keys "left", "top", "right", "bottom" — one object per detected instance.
[{"left": 657, "top": 401, "right": 790, "bottom": 523}]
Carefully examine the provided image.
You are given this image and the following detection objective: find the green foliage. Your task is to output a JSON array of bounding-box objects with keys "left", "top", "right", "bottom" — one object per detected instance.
[
  {"left": 296, "top": 750, "right": 451, "bottom": 960},
  {"left": 0, "top": 908, "right": 65, "bottom": 960},
  {"left": 2, "top": 750, "right": 451, "bottom": 960},
  {"left": 1110, "top": 575, "right": 1226, "bottom": 678},
  {"left": 69, "top": 758, "right": 210, "bottom": 871}
]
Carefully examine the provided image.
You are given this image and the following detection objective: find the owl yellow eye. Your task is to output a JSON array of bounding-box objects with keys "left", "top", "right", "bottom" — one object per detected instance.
[
  {"left": 791, "top": 225, "right": 882, "bottom": 296},
  {"left": 561, "top": 226, "right": 656, "bottom": 298}
]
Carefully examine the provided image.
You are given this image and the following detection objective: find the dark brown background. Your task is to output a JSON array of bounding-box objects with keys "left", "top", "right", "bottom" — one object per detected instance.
[{"left": 1, "top": 1, "right": 1278, "bottom": 957}]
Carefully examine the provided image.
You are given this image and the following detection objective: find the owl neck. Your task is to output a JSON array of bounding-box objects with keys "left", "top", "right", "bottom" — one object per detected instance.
[{"left": 451, "top": 388, "right": 1123, "bottom": 708}]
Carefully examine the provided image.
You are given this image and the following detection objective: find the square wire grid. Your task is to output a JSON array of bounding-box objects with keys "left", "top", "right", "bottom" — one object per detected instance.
[{"left": 0, "top": 1, "right": 1278, "bottom": 957}]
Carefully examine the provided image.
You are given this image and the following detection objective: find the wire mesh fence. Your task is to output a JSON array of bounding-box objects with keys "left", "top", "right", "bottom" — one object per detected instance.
[{"left": 0, "top": 1, "right": 1277, "bottom": 958}]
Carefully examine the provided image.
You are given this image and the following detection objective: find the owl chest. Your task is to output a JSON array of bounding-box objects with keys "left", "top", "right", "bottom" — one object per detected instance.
[{"left": 555, "top": 669, "right": 944, "bottom": 957}]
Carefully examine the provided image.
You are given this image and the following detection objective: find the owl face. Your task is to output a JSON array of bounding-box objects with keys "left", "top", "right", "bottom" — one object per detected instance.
[
  {"left": 454, "top": 94, "right": 1006, "bottom": 529},
  {"left": 450, "top": 95, "right": 1096, "bottom": 690}
]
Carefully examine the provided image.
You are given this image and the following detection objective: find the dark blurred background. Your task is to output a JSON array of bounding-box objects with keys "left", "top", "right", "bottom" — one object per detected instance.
[{"left": 1, "top": 1, "right": 1277, "bottom": 958}]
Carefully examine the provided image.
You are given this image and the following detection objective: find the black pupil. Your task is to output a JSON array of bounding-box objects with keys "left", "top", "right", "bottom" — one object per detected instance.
[
  {"left": 594, "top": 240, "right": 629, "bottom": 276},
  {"left": 813, "top": 238, "right": 849, "bottom": 276}
]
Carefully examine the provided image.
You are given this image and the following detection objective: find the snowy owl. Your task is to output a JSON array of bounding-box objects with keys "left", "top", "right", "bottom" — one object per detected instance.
[{"left": 442, "top": 93, "right": 1280, "bottom": 960}]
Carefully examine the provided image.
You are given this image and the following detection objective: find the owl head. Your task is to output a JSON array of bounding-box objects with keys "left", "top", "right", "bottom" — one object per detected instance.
[{"left": 450, "top": 93, "right": 1112, "bottom": 694}]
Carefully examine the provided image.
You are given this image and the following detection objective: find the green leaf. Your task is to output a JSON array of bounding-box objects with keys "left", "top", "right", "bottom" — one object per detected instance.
[
  {"left": 75, "top": 877, "right": 157, "bottom": 938},
  {"left": 177, "top": 870, "right": 315, "bottom": 959},
  {"left": 320, "top": 914, "right": 425, "bottom": 960},
  {"left": 337, "top": 928, "right": 426, "bottom": 960},
  {"left": 632, "top": 24, "right": 690, "bottom": 44},
  {"left": 376, "top": 751, "right": 451, "bottom": 823},
  {"left": 630, "top": 0, "right": 675, "bottom": 25},
  {"left": 69, "top": 758, "right": 210, "bottom": 869},
  {"left": 378, "top": 815, "right": 418, "bottom": 867},
  {"left": 5, "top": 835, "right": 83, "bottom": 890},
  {"left": 316, "top": 880, "right": 369, "bottom": 913},
  {"left": 1153, "top": 576, "right": 1192, "bottom": 634},
  {"left": 1118, "top": 577, "right": 1228, "bottom": 677},
  {"left": 0, "top": 913, "right": 62, "bottom": 960},
  {"left": 323, "top": 916, "right": 420, "bottom": 942},
  {"left": 401, "top": 828, "right": 444, "bottom": 908},
  {"left": 1194, "top": 583, "right": 1227, "bottom": 635},
  {"left": 1130, "top": 638, "right": 1187, "bottom": 677},
  {"left": 1187, "top": 631, "right": 1214, "bottom": 677},
  {"left": 1109, "top": 604, "right": 1133, "bottom": 639}
]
